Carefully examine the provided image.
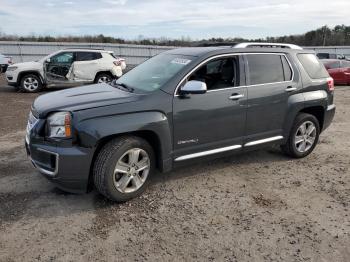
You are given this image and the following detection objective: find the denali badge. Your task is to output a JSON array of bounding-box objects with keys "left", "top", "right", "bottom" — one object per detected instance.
[{"left": 177, "top": 139, "right": 199, "bottom": 145}]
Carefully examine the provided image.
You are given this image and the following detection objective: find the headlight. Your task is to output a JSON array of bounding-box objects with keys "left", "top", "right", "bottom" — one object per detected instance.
[
  {"left": 47, "top": 112, "right": 72, "bottom": 138},
  {"left": 6, "top": 66, "right": 18, "bottom": 71}
]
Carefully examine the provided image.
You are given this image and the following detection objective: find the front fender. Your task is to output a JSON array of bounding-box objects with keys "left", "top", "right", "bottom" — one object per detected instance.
[{"left": 75, "top": 111, "right": 173, "bottom": 169}]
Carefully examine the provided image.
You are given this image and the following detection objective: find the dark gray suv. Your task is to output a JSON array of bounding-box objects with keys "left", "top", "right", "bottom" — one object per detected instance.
[{"left": 25, "top": 43, "right": 336, "bottom": 202}]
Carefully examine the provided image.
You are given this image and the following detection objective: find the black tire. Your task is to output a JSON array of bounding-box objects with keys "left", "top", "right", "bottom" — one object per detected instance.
[
  {"left": 19, "top": 74, "right": 43, "bottom": 93},
  {"left": 281, "top": 113, "right": 320, "bottom": 158},
  {"left": 93, "top": 136, "right": 155, "bottom": 202},
  {"left": 94, "top": 72, "right": 113, "bottom": 84}
]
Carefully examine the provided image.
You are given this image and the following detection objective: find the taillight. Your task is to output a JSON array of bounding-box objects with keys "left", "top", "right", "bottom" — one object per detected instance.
[
  {"left": 113, "top": 58, "right": 125, "bottom": 67},
  {"left": 327, "top": 77, "right": 335, "bottom": 91},
  {"left": 113, "top": 61, "right": 121, "bottom": 66}
]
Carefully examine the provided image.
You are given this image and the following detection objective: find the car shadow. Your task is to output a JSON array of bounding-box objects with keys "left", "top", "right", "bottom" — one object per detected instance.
[{"left": 151, "top": 147, "right": 290, "bottom": 185}]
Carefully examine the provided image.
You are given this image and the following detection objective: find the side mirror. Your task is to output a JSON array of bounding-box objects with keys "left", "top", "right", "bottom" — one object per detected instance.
[
  {"left": 180, "top": 80, "right": 207, "bottom": 95},
  {"left": 45, "top": 58, "right": 51, "bottom": 63}
]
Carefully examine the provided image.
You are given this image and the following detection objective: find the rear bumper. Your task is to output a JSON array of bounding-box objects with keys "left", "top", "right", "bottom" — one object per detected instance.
[
  {"left": 25, "top": 139, "right": 94, "bottom": 194},
  {"left": 323, "top": 104, "right": 336, "bottom": 131}
]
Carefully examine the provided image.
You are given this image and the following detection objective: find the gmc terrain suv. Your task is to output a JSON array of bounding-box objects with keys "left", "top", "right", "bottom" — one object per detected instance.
[
  {"left": 6, "top": 49, "right": 126, "bottom": 92},
  {"left": 25, "top": 43, "right": 335, "bottom": 202}
]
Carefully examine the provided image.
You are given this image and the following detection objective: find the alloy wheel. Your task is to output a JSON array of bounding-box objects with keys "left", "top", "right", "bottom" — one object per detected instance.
[
  {"left": 23, "top": 77, "right": 39, "bottom": 91},
  {"left": 294, "top": 121, "right": 316, "bottom": 153},
  {"left": 113, "top": 148, "right": 150, "bottom": 193}
]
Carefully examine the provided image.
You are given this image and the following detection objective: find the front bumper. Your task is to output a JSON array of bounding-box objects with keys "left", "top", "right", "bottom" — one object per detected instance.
[
  {"left": 5, "top": 71, "right": 18, "bottom": 86},
  {"left": 323, "top": 104, "right": 336, "bottom": 131},
  {"left": 25, "top": 137, "right": 94, "bottom": 194}
]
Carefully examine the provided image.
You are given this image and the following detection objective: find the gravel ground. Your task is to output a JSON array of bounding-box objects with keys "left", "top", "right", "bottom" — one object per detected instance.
[{"left": 0, "top": 73, "right": 349, "bottom": 261}]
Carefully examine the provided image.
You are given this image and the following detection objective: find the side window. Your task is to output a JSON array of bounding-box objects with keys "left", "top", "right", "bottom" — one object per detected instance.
[
  {"left": 341, "top": 61, "right": 350, "bottom": 68},
  {"left": 281, "top": 55, "right": 293, "bottom": 81},
  {"left": 327, "top": 61, "right": 341, "bottom": 69},
  {"left": 317, "top": 53, "right": 330, "bottom": 59},
  {"left": 50, "top": 52, "right": 74, "bottom": 63},
  {"left": 297, "top": 54, "right": 329, "bottom": 79},
  {"left": 75, "top": 52, "right": 102, "bottom": 61},
  {"left": 188, "top": 57, "right": 239, "bottom": 90},
  {"left": 246, "top": 54, "right": 284, "bottom": 85}
]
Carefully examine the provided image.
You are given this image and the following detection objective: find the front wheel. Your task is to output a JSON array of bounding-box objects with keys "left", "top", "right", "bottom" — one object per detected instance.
[
  {"left": 20, "top": 74, "right": 43, "bottom": 93},
  {"left": 281, "top": 113, "right": 320, "bottom": 158},
  {"left": 93, "top": 136, "right": 155, "bottom": 202}
]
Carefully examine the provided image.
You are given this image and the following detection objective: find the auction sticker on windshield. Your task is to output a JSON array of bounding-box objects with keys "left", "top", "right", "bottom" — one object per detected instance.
[{"left": 171, "top": 58, "right": 191, "bottom": 65}]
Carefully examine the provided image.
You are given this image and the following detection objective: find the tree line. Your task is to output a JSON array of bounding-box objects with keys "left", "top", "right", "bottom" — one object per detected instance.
[{"left": 0, "top": 25, "right": 349, "bottom": 46}]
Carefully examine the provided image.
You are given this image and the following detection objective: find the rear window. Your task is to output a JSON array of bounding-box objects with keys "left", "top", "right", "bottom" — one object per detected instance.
[
  {"left": 297, "top": 54, "right": 329, "bottom": 79},
  {"left": 246, "top": 54, "right": 288, "bottom": 85}
]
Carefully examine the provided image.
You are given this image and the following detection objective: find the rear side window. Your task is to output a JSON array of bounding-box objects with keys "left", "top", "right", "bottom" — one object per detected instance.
[
  {"left": 323, "top": 61, "right": 340, "bottom": 69},
  {"left": 75, "top": 52, "right": 102, "bottom": 61},
  {"left": 246, "top": 54, "right": 286, "bottom": 85},
  {"left": 297, "top": 54, "right": 329, "bottom": 79},
  {"left": 341, "top": 61, "right": 350, "bottom": 68},
  {"left": 281, "top": 56, "right": 293, "bottom": 81}
]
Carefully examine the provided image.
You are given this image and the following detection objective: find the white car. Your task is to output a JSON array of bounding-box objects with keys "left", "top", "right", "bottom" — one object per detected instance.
[
  {"left": 5, "top": 49, "right": 126, "bottom": 92},
  {"left": 0, "top": 53, "right": 12, "bottom": 73}
]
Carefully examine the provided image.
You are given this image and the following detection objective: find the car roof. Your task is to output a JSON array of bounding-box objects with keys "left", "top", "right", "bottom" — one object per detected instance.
[
  {"left": 62, "top": 49, "right": 113, "bottom": 53},
  {"left": 166, "top": 47, "right": 230, "bottom": 56}
]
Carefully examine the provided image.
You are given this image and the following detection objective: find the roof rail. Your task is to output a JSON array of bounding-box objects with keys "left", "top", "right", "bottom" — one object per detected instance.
[
  {"left": 234, "top": 42, "right": 303, "bottom": 50},
  {"left": 63, "top": 47, "right": 105, "bottom": 50},
  {"left": 196, "top": 42, "right": 238, "bottom": 47}
]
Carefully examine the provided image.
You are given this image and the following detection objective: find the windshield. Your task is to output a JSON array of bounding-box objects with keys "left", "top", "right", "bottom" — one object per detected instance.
[{"left": 115, "top": 54, "right": 194, "bottom": 92}]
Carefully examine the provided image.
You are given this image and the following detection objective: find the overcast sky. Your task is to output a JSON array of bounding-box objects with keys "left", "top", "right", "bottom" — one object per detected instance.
[{"left": 0, "top": 0, "right": 349, "bottom": 39}]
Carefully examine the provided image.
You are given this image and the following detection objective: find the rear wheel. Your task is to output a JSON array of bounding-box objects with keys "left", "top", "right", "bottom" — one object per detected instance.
[
  {"left": 93, "top": 136, "right": 155, "bottom": 202},
  {"left": 20, "top": 74, "right": 42, "bottom": 93},
  {"left": 94, "top": 73, "right": 113, "bottom": 84},
  {"left": 281, "top": 113, "right": 320, "bottom": 158}
]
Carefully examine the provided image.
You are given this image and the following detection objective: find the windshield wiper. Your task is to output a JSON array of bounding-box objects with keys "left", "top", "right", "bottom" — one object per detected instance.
[{"left": 110, "top": 80, "right": 134, "bottom": 93}]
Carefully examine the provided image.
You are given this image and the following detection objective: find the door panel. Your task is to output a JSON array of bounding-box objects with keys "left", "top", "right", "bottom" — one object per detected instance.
[
  {"left": 245, "top": 82, "right": 296, "bottom": 140},
  {"left": 72, "top": 61, "right": 98, "bottom": 81},
  {"left": 173, "top": 87, "right": 247, "bottom": 158},
  {"left": 328, "top": 68, "right": 343, "bottom": 83},
  {"left": 244, "top": 53, "right": 297, "bottom": 143},
  {"left": 45, "top": 52, "right": 74, "bottom": 84},
  {"left": 172, "top": 55, "right": 247, "bottom": 160},
  {"left": 173, "top": 55, "right": 247, "bottom": 159}
]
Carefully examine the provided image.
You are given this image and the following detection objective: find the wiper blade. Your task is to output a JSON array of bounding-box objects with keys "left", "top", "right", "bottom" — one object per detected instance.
[
  {"left": 110, "top": 80, "right": 134, "bottom": 92},
  {"left": 118, "top": 83, "right": 134, "bottom": 92}
]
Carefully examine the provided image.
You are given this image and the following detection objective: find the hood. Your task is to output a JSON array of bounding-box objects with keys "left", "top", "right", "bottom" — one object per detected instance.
[
  {"left": 32, "top": 83, "right": 141, "bottom": 117},
  {"left": 12, "top": 61, "right": 42, "bottom": 70}
]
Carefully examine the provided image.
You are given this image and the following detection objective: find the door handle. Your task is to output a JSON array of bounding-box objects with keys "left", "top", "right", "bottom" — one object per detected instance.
[
  {"left": 285, "top": 86, "right": 297, "bottom": 92},
  {"left": 229, "top": 93, "right": 244, "bottom": 100}
]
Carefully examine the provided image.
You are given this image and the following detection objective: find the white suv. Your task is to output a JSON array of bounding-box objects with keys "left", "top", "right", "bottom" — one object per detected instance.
[{"left": 5, "top": 49, "right": 126, "bottom": 92}]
